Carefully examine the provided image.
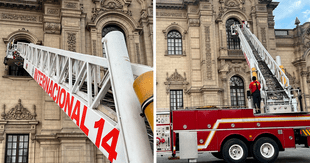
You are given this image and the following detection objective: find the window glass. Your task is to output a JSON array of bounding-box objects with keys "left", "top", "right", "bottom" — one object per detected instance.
[
  {"left": 167, "top": 31, "right": 182, "bottom": 55},
  {"left": 170, "top": 90, "right": 183, "bottom": 110},
  {"left": 226, "top": 18, "right": 241, "bottom": 50},
  {"left": 230, "top": 76, "right": 245, "bottom": 107},
  {"left": 6, "top": 134, "right": 29, "bottom": 163}
]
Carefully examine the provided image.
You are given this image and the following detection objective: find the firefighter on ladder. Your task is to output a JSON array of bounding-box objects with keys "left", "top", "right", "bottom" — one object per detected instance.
[{"left": 249, "top": 76, "right": 261, "bottom": 113}]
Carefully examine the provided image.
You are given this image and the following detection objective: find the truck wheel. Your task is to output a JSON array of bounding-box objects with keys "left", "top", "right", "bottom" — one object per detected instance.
[
  {"left": 222, "top": 138, "right": 248, "bottom": 163},
  {"left": 252, "top": 137, "right": 279, "bottom": 163},
  {"left": 211, "top": 152, "right": 223, "bottom": 159}
]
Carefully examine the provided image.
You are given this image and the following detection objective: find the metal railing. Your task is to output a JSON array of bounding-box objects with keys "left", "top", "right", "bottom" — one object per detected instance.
[
  {"left": 242, "top": 27, "right": 291, "bottom": 98},
  {"left": 16, "top": 31, "right": 153, "bottom": 163},
  {"left": 233, "top": 25, "right": 267, "bottom": 99}
]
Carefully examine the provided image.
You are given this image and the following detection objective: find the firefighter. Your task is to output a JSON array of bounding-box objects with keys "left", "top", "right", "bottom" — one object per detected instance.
[{"left": 249, "top": 76, "right": 261, "bottom": 113}]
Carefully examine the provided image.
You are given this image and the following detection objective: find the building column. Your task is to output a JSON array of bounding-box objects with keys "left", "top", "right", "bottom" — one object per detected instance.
[{"left": 139, "top": 9, "right": 153, "bottom": 66}]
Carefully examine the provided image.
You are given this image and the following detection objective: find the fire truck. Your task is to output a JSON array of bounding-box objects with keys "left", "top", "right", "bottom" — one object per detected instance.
[{"left": 157, "top": 23, "right": 310, "bottom": 163}]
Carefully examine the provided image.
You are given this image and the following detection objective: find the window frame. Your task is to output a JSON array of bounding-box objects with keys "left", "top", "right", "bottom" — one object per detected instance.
[
  {"left": 229, "top": 76, "right": 246, "bottom": 107},
  {"left": 167, "top": 30, "right": 183, "bottom": 55},
  {"left": 170, "top": 90, "right": 183, "bottom": 110},
  {"left": 5, "top": 134, "right": 29, "bottom": 163},
  {"left": 102, "top": 25, "right": 126, "bottom": 58},
  {"left": 4, "top": 40, "right": 30, "bottom": 77},
  {"left": 226, "top": 18, "right": 241, "bottom": 50}
]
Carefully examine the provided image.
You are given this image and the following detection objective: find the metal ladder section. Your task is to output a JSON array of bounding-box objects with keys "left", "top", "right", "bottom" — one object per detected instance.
[
  {"left": 233, "top": 25, "right": 295, "bottom": 108},
  {"left": 17, "top": 31, "right": 153, "bottom": 163}
]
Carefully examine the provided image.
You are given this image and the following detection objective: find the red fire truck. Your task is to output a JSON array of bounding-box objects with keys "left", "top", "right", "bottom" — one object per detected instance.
[
  {"left": 170, "top": 108, "right": 310, "bottom": 163},
  {"left": 165, "top": 23, "right": 310, "bottom": 163}
]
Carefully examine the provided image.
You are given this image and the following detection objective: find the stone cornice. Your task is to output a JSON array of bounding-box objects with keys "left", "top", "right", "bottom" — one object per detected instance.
[
  {"left": 0, "top": 0, "right": 43, "bottom": 11},
  {"left": 156, "top": 0, "right": 210, "bottom": 10},
  {"left": 156, "top": 4, "right": 186, "bottom": 10}
]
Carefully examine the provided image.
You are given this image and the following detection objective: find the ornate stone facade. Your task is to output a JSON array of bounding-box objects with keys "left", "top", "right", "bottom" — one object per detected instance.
[
  {"left": 156, "top": 0, "right": 310, "bottom": 112},
  {"left": 0, "top": 0, "right": 153, "bottom": 162}
]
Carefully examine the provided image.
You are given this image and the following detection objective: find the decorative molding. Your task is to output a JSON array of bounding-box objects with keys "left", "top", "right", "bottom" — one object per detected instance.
[
  {"left": 67, "top": 33, "right": 76, "bottom": 52},
  {"left": 188, "top": 18, "right": 200, "bottom": 27},
  {"left": 2, "top": 28, "right": 42, "bottom": 45},
  {"left": 302, "top": 28, "right": 310, "bottom": 48},
  {"left": 44, "top": 22, "right": 61, "bottom": 34},
  {"left": 90, "top": 7, "right": 132, "bottom": 22},
  {"left": 201, "top": 5, "right": 211, "bottom": 10},
  {"left": 164, "top": 69, "right": 189, "bottom": 94},
  {"left": 135, "top": 43, "right": 140, "bottom": 63},
  {"left": 228, "top": 62, "right": 249, "bottom": 74},
  {"left": 101, "top": 0, "right": 123, "bottom": 9},
  {"left": 301, "top": 71, "right": 308, "bottom": 77},
  {"left": 140, "top": 10, "right": 148, "bottom": 19},
  {"left": 92, "top": 40, "right": 96, "bottom": 55},
  {"left": 65, "top": 2, "right": 78, "bottom": 9},
  {"left": 156, "top": 12, "right": 185, "bottom": 18},
  {"left": 47, "top": 8, "right": 60, "bottom": 15},
  {"left": 1, "top": 104, "right": 6, "bottom": 120},
  {"left": 268, "top": 17, "right": 275, "bottom": 28},
  {"left": 1, "top": 13, "right": 42, "bottom": 23},
  {"left": 258, "top": 6, "right": 266, "bottom": 10},
  {"left": 162, "top": 22, "right": 187, "bottom": 40},
  {"left": 0, "top": 0, "right": 43, "bottom": 10},
  {"left": 225, "top": 0, "right": 239, "bottom": 7},
  {"left": 261, "top": 27, "right": 267, "bottom": 48},
  {"left": 205, "top": 26, "right": 212, "bottom": 80},
  {"left": 5, "top": 99, "right": 34, "bottom": 120}
]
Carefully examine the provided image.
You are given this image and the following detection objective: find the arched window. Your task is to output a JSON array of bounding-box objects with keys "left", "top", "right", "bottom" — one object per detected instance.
[
  {"left": 226, "top": 18, "right": 241, "bottom": 50},
  {"left": 167, "top": 30, "right": 182, "bottom": 55},
  {"left": 230, "top": 76, "right": 245, "bottom": 107},
  {"left": 102, "top": 25, "right": 126, "bottom": 57},
  {"left": 4, "top": 39, "right": 30, "bottom": 76}
]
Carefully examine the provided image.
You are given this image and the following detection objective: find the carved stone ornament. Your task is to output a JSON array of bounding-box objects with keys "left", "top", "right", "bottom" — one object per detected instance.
[
  {"left": 164, "top": 69, "right": 189, "bottom": 94},
  {"left": 1, "top": 13, "right": 41, "bottom": 22},
  {"left": 5, "top": 99, "right": 33, "bottom": 120},
  {"left": 189, "top": 18, "right": 200, "bottom": 27},
  {"left": 65, "top": 2, "right": 78, "bottom": 9},
  {"left": 225, "top": 0, "right": 239, "bottom": 7},
  {"left": 140, "top": 10, "right": 148, "bottom": 19},
  {"left": 67, "top": 33, "right": 76, "bottom": 52},
  {"left": 47, "top": 8, "right": 59, "bottom": 15},
  {"left": 228, "top": 63, "right": 249, "bottom": 74},
  {"left": 302, "top": 28, "right": 310, "bottom": 48},
  {"left": 91, "top": 0, "right": 132, "bottom": 22},
  {"left": 166, "top": 69, "right": 186, "bottom": 82},
  {"left": 44, "top": 22, "right": 61, "bottom": 34},
  {"left": 101, "top": 0, "right": 124, "bottom": 10},
  {"left": 205, "top": 26, "right": 212, "bottom": 80}
]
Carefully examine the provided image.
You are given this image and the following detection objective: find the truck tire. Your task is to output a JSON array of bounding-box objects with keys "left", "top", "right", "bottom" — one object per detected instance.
[
  {"left": 252, "top": 137, "right": 279, "bottom": 163},
  {"left": 222, "top": 138, "right": 248, "bottom": 163},
  {"left": 211, "top": 152, "right": 223, "bottom": 159}
]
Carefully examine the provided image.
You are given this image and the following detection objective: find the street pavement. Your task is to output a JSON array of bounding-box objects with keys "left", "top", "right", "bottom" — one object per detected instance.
[{"left": 157, "top": 147, "right": 310, "bottom": 163}]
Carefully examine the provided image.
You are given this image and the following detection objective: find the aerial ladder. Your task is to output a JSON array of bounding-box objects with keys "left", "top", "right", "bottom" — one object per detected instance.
[
  {"left": 231, "top": 23, "right": 298, "bottom": 113},
  {"left": 4, "top": 31, "right": 153, "bottom": 163}
]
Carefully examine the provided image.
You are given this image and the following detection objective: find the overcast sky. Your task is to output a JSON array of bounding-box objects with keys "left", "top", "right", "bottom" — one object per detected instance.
[{"left": 273, "top": 0, "right": 310, "bottom": 29}]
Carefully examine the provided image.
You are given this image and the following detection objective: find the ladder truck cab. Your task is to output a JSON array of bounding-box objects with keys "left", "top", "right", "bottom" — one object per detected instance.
[{"left": 168, "top": 23, "right": 310, "bottom": 163}]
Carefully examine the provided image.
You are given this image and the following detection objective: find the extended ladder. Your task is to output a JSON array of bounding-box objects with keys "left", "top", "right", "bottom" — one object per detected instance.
[
  {"left": 232, "top": 24, "right": 297, "bottom": 112},
  {"left": 14, "top": 31, "right": 152, "bottom": 163}
]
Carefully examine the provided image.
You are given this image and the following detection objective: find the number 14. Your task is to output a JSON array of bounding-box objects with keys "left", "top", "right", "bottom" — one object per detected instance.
[{"left": 94, "top": 118, "right": 120, "bottom": 163}]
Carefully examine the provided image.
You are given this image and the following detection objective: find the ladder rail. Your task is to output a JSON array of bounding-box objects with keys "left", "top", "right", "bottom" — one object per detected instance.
[
  {"left": 16, "top": 31, "right": 153, "bottom": 163},
  {"left": 242, "top": 27, "right": 291, "bottom": 97},
  {"left": 234, "top": 25, "right": 268, "bottom": 98}
]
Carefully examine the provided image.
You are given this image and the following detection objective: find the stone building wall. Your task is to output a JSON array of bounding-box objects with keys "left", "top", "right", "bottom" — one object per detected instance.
[
  {"left": 0, "top": 0, "right": 153, "bottom": 162},
  {"left": 156, "top": 0, "right": 310, "bottom": 112}
]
